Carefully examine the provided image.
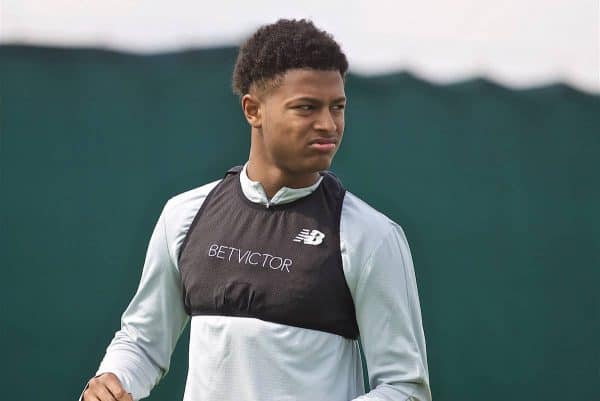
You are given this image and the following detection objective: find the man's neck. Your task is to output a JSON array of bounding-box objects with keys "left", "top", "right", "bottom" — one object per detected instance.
[{"left": 246, "top": 159, "right": 320, "bottom": 199}]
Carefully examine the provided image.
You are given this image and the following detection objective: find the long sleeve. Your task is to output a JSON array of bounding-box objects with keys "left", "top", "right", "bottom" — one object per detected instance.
[
  {"left": 351, "top": 223, "right": 431, "bottom": 401},
  {"left": 83, "top": 203, "right": 190, "bottom": 400}
]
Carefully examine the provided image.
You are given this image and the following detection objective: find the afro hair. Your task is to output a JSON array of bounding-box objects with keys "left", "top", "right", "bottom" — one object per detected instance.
[{"left": 232, "top": 19, "right": 348, "bottom": 97}]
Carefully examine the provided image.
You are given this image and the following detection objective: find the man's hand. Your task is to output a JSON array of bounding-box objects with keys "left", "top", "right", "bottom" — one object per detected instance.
[{"left": 82, "top": 372, "right": 133, "bottom": 401}]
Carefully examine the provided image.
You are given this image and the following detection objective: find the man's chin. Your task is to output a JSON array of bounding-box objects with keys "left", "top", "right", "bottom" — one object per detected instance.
[
  {"left": 306, "top": 156, "right": 333, "bottom": 173},
  {"left": 280, "top": 155, "right": 334, "bottom": 176}
]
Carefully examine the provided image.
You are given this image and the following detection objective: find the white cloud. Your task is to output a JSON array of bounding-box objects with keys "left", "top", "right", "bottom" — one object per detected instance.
[{"left": 1, "top": 0, "right": 598, "bottom": 92}]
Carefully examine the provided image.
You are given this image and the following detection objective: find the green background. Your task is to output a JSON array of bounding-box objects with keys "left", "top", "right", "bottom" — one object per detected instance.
[{"left": 1, "top": 45, "right": 598, "bottom": 400}]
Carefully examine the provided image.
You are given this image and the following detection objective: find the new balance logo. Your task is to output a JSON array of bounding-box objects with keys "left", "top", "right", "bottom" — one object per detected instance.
[{"left": 293, "top": 229, "right": 325, "bottom": 245}]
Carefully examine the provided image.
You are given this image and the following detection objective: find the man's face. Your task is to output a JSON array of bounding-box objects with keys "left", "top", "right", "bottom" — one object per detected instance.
[{"left": 254, "top": 68, "right": 346, "bottom": 176}]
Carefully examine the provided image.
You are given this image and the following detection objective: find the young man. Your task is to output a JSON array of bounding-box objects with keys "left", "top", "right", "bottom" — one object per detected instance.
[{"left": 81, "top": 19, "right": 431, "bottom": 401}]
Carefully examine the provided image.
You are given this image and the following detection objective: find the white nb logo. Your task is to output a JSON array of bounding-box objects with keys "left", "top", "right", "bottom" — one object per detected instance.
[{"left": 293, "top": 229, "right": 325, "bottom": 245}]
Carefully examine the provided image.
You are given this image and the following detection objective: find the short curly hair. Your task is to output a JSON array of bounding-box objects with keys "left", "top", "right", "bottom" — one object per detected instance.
[{"left": 232, "top": 19, "right": 348, "bottom": 97}]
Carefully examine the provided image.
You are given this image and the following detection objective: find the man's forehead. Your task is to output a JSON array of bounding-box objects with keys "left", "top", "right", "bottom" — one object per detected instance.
[
  {"left": 250, "top": 68, "right": 345, "bottom": 101},
  {"left": 279, "top": 68, "right": 344, "bottom": 87},
  {"left": 273, "top": 68, "right": 345, "bottom": 99}
]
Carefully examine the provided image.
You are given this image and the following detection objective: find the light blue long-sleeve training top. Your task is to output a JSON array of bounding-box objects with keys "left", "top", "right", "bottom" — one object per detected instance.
[{"left": 80, "top": 162, "right": 431, "bottom": 401}]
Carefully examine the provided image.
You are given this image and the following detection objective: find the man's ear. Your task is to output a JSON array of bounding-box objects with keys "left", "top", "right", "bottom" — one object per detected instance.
[{"left": 242, "top": 94, "right": 262, "bottom": 128}]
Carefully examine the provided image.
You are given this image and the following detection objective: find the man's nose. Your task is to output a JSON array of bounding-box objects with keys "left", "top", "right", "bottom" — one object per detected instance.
[{"left": 314, "top": 109, "right": 337, "bottom": 132}]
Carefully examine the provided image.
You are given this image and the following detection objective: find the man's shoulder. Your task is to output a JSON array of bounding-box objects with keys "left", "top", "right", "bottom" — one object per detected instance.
[
  {"left": 165, "top": 179, "right": 222, "bottom": 211},
  {"left": 342, "top": 190, "right": 400, "bottom": 237},
  {"left": 341, "top": 191, "right": 407, "bottom": 276},
  {"left": 157, "top": 179, "right": 224, "bottom": 264},
  {"left": 161, "top": 179, "right": 222, "bottom": 230}
]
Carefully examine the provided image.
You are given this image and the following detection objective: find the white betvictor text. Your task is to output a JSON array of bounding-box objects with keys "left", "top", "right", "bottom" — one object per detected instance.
[{"left": 207, "top": 244, "right": 292, "bottom": 272}]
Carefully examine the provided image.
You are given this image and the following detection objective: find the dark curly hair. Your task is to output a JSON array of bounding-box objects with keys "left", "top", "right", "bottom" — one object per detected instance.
[{"left": 232, "top": 19, "right": 348, "bottom": 97}]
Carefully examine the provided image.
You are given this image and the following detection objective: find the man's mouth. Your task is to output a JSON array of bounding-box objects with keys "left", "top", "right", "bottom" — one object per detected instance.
[{"left": 309, "top": 138, "right": 337, "bottom": 152}]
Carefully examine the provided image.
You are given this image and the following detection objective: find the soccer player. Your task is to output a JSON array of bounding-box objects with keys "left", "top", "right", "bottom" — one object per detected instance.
[{"left": 81, "top": 18, "right": 431, "bottom": 401}]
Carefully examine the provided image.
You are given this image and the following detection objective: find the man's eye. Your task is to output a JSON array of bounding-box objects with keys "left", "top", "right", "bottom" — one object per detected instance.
[
  {"left": 332, "top": 104, "right": 346, "bottom": 111},
  {"left": 295, "top": 105, "right": 313, "bottom": 111}
]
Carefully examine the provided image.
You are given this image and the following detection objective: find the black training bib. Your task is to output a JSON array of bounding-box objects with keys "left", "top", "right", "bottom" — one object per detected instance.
[{"left": 178, "top": 166, "right": 359, "bottom": 339}]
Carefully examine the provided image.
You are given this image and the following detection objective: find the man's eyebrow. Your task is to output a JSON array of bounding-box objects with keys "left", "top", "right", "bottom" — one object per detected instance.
[{"left": 286, "top": 96, "right": 347, "bottom": 104}]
